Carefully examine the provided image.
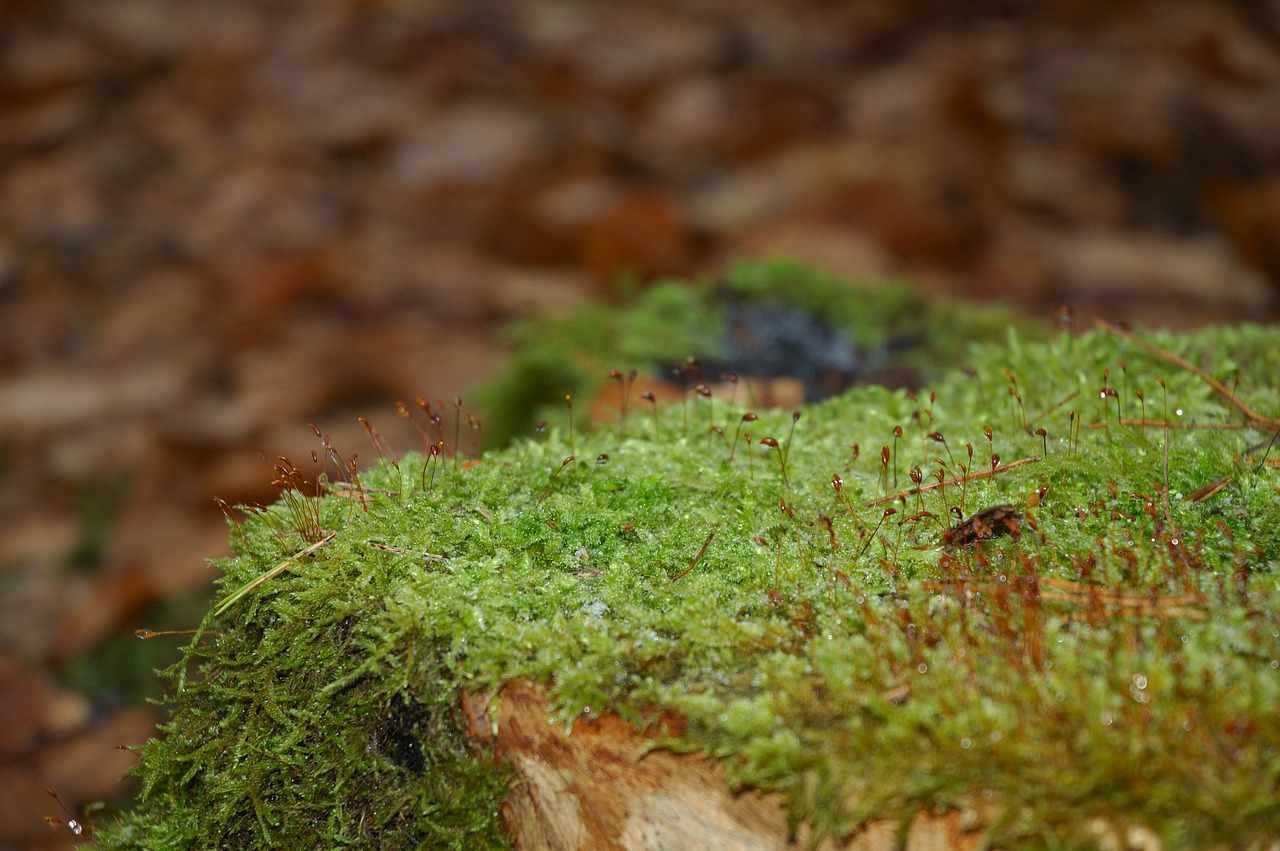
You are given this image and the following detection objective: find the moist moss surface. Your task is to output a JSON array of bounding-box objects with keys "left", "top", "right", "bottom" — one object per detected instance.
[{"left": 95, "top": 311, "right": 1280, "bottom": 849}]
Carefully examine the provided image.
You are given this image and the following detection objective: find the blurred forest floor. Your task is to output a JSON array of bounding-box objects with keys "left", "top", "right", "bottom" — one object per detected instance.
[{"left": 2, "top": 1, "right": 1278, "bottom": 846}]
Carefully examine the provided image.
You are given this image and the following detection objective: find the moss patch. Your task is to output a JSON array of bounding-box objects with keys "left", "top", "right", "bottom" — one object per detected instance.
[
  {"left": 476, "top": 257, "right": 1039, "bottom": 446},
  {"left": 95, "top": 298, "right": 1279, "bottom": 849}
]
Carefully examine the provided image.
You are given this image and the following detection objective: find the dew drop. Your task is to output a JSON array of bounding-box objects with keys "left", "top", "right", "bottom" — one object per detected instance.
[
  {"left": 1100, "top": 710, "right": 1114, "bottom": 726},
  {"left": 1132, "top": 674, "right": 1147, "bottom": 689},
  {"left": 917, "top": 662, "right": 928, "bottom": 674},
  {"left": 960, "top": 737, "right": 971, "bottom": 749}
]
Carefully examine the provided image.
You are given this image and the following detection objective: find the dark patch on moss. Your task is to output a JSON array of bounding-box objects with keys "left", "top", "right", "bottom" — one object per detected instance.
[
  {"left": 475, "top": 258, "right": 1036, "bottom": 446},
  {"left": 377, "top": 693, "right": 454, "bottom": 776}
]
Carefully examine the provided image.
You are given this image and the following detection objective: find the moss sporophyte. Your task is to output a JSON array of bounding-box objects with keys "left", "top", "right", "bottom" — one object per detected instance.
[{"left": 92, "top": 310, "right": 1279, "bottom": 848}]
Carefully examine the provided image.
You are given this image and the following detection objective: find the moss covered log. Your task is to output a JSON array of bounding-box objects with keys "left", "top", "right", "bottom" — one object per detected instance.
[{"left": 94, "top": 273, "right": 1279, "bottom": 849}]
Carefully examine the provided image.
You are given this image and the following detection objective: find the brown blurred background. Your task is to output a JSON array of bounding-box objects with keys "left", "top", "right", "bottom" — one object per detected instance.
[{"left": 2, "top": 1, "right": 1278, "bottom": 846}]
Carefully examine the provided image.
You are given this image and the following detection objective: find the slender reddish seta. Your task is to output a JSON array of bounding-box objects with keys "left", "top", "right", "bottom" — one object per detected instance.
[
  {"left": 760, "top": 437, "right": 790, "bottom": 490},
  {"left": 45, "top": 789, "right": 85, "bottom": 837},
  {"left": 723, "top": 372, "right": 739, "bottom": 407},
  {"left": 641, "top": 391, "right": 659, "bottom": 435},
  {"left": 607, "top": 369, "right": 632, "bottom": 438},
  {"left": 730, "top": 412, "right": 758, "bottom": 461},
  {"left": 892, "top": 425, "right": 903, "bottom": 488},
  {"left": 929, "top": 431, "right": 955, "bottom": 468},
  {"left": 537, "top": 456, "right": 576, "bottom": 505},
  {"left": 783, "top": 411, "right": 801, "bottom": 464},
  {"left": 452, "top": 398, "right": 463, "bottom": 469}
]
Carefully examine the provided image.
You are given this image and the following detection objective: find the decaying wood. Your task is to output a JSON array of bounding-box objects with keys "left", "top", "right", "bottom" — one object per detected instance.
[{"left": 462, "top": 682, "right": 991, "bottom": 851}]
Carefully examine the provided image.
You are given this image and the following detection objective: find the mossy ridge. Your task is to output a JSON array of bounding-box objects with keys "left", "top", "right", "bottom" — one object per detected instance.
[
  {"left": 478, "top": 257, "right": 1039, "bottom": 446},
  {"left": 96, "top": 323, "right": 1279, "bottom": 849}
]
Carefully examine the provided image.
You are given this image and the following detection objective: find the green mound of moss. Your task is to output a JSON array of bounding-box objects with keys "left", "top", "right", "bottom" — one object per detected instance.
[
  {"left": 475, "top": 258, "right": 1040, "bottom": 446},
  {"left": 95, "top": 294, "right": 1279, "bottom": 849}
]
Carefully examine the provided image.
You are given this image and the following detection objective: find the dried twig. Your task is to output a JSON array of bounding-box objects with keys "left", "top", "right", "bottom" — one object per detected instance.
[
  {"left": 1097, "top": 321, "right": 1279, "bottom": 429},
  {"left": 866, "top": 455, "right": 1042, "bottom": 507},
  {"left": 671, "top": 529, "right": 717, "bottom": 582},
  {"left": 213, "top": 531, "right": 337, "bottom": 617}
]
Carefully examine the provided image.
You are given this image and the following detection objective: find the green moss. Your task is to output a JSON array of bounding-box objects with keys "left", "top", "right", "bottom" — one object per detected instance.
[
  {"left": 476, "top": 257, "right": 1039, "bottom": 445},
  {"left": 95, "top": 288, "right": 1279, "bottom": 848}
]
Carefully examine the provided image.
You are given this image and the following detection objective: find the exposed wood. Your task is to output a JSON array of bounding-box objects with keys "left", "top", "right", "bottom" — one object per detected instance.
[{"left": 464, "top": 682, "right": 992, "bottom": 851}]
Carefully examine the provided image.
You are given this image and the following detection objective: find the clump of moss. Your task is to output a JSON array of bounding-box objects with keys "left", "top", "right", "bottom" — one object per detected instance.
[
  {"left": 95, "top": 300, "right": 1279, "bottom": 848},
  {"left": 477, "top": 257, "right": 1040, "bottom": 446}
]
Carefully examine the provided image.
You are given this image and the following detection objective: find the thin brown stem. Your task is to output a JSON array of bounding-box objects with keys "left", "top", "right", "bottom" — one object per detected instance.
[
  {"left": 1097, "top": 320, "right": 1279, "bottom": 428},
  {"left": 865, "top": 455, "right": 1043, "bottom": 507}
]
